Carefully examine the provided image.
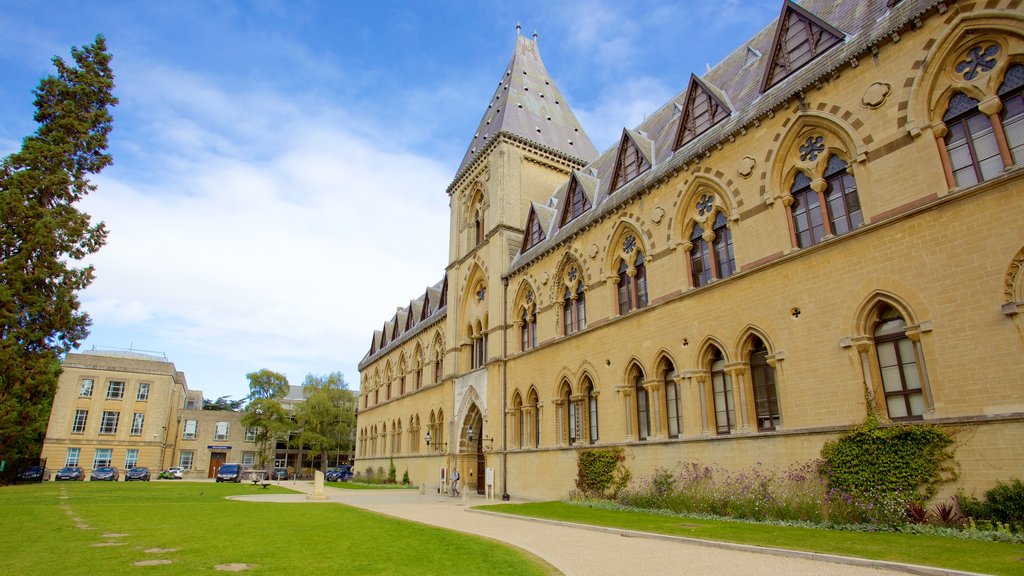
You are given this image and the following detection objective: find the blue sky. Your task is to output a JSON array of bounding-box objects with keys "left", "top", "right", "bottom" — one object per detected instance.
[{"left": 1, "top": 0, "right": 780, "bottom": 402}]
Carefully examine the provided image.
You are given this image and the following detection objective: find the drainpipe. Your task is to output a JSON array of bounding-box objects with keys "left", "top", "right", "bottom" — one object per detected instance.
[{"left": 501, "top": 276, "right": 510, "bottom": 500}]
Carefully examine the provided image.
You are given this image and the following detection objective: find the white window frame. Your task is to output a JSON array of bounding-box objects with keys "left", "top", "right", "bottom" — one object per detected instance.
[
  {"left": 242, "top": 452, "right": 255, "bottom": 467},
  {"left": 214, "top": 421, "right": 229, "bottom": 441},
  {"left": 182, "top": 419, "right": 197, "bottom": 439},
  {"left": 79, "top": 379, "right": 94, "bottom": 398},
  {"left": 93, "top": 448, "right": 113, "bottom": 469},
  {"left": 244, "top": 426, "right": 257, "bottom": 442},
  {"left": 136, "top": 382, "right": 150, "bottom": 401},
  {"left": 72, "top": 410, "right": 88, "bottom": 434},
  {"left": 130, "top": 413, "right": 145, "bottom": 436},
  {"left": 178, "top": 451, "right": 194, "bottom": 470},
  {"left": 99, "top": 411, "right": 119, "bottom": 435},
  {"left": 65, "top": 448, "right": 80, "bottom": 467},
  {"left": 106, "top": 381, "right": 125, "bottom": 399},
  {"left": 124, "top": 449, "right": 139, "bottom": 469}
]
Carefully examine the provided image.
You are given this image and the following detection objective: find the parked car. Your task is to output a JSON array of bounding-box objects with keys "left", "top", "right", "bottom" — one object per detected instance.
[
  {"left": 215, "top": 463, "right": 242, "bottom": 483},
  {"left": 90, "top": 466, "right": 119, "bottom": 481},
  {"left": 17, "top": 466, "right": 46, "bottom": 482},
  {"left": 125, "top": 467, "right": 151, "bottom": 481},
  {"left": 167, "top": 467, "right": 184, "bottom": 479},
  {"left": 54, "top": 466, "right": 84, "bottom": 481},
  {"left": 325, "top": 466, "right": 353, "bottom": 482},
  {"left": 271, "top": 467, "right": 289, "bottom": 481}
]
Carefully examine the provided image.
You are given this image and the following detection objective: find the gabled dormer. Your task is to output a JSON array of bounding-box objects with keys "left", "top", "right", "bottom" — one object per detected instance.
[
  {"left": 521, "top": 203, "right": 548, "bottom": 253},
  {"left": 610, "top": 129, "right": 654, "bottom": 192},
  {"left": 673, "top": 74, "right": 731, "bottom": 151},
  {"left": 559, "top": 171, "right": 598, "bottom": 227},
  {"left": 760, "top": 0, "right": 845, "bottom": 92}
]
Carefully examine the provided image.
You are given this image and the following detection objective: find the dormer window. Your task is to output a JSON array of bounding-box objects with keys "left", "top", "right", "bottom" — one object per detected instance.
[
  {"left": 610, "top": 132, "right": 651, "bottom": 191},
  {"left": 560, "top": 177, "right": 592, "bottom": 226}
]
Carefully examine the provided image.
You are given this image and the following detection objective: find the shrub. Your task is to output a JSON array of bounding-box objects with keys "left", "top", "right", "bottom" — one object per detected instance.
[
  {"left": 985, "top": 478, "right": 1024, "bottom": 524},
  {"left": 905, "top": 502, "right": 928, "bottom": 524},
  {"left": 388, "top": 458, "right": 397, "bottom": 484},
  {"left": 576, "top": 447, "right": 630, "bottom": 499},
  {"left": 820, "top": 416, "right": 956, "bottom": 503},
  {"left": 401, "top": 469, "right": 410, "bottom": 485},
  {"left": 931, "top": 499, "right": 964, "bottom": 527}
]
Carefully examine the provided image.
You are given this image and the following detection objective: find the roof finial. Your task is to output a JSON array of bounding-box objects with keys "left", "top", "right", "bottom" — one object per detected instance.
[
  {"left": 533, "top": 30, "right": 538, "bottom": 41},
  {"left": 516, "top": 22, "right": 521, "bottom": 36}
]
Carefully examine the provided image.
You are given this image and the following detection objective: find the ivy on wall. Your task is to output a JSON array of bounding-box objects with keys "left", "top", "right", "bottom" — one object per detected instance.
[
  {"left": 576, "top": 447, "right": 631, "bottom": 498},
  {"left": 820, "top": 416, "right": 957, "bottom": 502}
]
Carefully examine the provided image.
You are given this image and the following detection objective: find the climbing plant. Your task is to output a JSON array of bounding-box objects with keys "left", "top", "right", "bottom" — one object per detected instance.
[
  {"left": 576, "top": 447, "right": 631, "bottom": 499},
  {"left": 820, "top": 416, "right": 957, "bottom": 502}
]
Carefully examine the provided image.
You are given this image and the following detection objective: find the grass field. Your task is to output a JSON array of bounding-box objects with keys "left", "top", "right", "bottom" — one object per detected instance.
[
  {"left": 478, "top": 501, "right": 1024, "bottom": 575},
  {"left": 0, "top": 482, "right": 553, "bottom": 576}
]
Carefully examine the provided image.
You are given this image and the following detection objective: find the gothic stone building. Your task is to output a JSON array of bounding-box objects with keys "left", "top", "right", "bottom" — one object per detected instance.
[{"left": 356, "top": 0, "right": 1024, "bottom": 500}]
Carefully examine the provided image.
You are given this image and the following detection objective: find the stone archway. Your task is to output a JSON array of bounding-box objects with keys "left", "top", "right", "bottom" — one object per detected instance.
[{"left": 461, "top": 403, "right": 486, "bottom": 495}]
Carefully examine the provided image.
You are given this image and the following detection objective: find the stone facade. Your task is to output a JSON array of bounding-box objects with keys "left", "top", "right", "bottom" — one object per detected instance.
[
  {"left": 41, "top": 351, "right": 259, "bottom": 479},
  {"left": 356, "top": 0, "right": 1024, "bottom": 501}
]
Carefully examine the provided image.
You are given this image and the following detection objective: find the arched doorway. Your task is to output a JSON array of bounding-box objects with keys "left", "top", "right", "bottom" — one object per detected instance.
[{"left": 462, "top": 404, "right": 486, "bottom": 495}]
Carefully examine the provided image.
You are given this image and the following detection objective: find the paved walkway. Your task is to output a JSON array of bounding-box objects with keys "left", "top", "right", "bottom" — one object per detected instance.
[{"left": 230, "top": 481, "right": 980, "bottom": 576}]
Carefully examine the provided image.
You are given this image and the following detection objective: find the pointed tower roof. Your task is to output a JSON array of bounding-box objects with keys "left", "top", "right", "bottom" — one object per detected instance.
[{"left": 456, "top": 31, "right": 598, "bottom": 178}]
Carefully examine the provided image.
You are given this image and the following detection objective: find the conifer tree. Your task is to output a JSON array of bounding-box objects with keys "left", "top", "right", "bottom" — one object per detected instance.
[{"left": 0, "top": 35, "right": 116, "bottom": 460}]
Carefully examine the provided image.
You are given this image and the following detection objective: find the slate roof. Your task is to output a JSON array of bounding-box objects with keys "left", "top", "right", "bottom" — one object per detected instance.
[
  {"left": 454, "top": 31, "right": 599, "bottom": 179},
  {"left": 509, "top": 0, "right": 939, "bottom": 274},
  {"left": 360, "top": 276, "right": 447, "bottom": 367}
]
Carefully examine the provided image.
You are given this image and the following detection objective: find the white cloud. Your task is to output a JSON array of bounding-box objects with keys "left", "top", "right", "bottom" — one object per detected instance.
[{"left": 77, "top": 65, "right": 451, "bottom": 397}]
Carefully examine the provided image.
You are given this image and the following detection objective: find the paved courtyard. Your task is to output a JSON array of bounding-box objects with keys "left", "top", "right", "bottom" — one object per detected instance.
[{"left": 230, "top": 481, "right": 978, "bottom": 576}]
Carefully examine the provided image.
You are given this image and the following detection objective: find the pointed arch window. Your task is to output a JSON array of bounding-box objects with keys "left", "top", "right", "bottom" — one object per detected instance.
[
  {"left": 873, "top": 305, "right": 925, "bottom": 420},
  {"left": 710, "top": 349, "right": 734, "bottom": 435},
  {"left": 562, "top": 287, "right": 574, "bottom": 335},
  {"left": 944, "top": 93, "right": 1002, "bottom": 187},
  {"left": 575, "top": 282, "right": 587, "bottom": 331},
  {"left": 712, "top": 213, "right": 735, "bottom": 279},
  {"left": 750, "top": 337, "right": 780, "bottom": 432},
  {"left": 513, "top": 394, "right": 524, "bottom": 449},
  {"left": 689, "top": 224, "right": 712, "bottom": 287},
  {"left": 564, "top": 386, "right": 577, "bottom": 446},
  {"left": 998, "top": 64, "right": 1024, "bottom": 164},
  {"left": 562, "top": 281, "right": 587, "bottom": 336},
  {"left": 790, "top": 172, "right": 826, "bottom": 248},
  {"left": 823, "top": 155, "right": 862, "bottom": 236},
  {"left": 585, "top": 378, "right": 598, "bottom": 443},
  {"left": 633, "top": 368, "right": 650, "bottom": 441},
  {"left": 664, "top": 363, "right": 681, "bottom": 439},
  {"left": 475, "top": 207, "right": 485, "bottom": 246},
  {"left": 520, "top": 304, "right": 537, "bottom": 351},
  {"left": 617, "top": 250, "right": 648, "bottom": 315},
  {"left": 529, "top": 390, "right": 541, "bottom": 448}
]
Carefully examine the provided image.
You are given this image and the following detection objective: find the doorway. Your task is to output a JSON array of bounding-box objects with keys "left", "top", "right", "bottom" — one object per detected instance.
[{"left": 208, "top": 452, "right": 226, "bottom": 478}]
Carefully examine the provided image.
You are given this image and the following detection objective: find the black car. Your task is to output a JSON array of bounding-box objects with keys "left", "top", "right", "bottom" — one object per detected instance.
[
  {"left": 90, "top": 466, "right": 119, "bottom": 481},
  {"left": 125, "top": 466, "right": 151, "bottom": 481},
  {"left": 326, "top": 466, "right": 353, "bottom": 482},
  {"left": 54, "top": 466, "right": 84, "bottom": 481},
  {"left": 17, "top": 466, "right": 46, "bottom": 482},
  {"left": 215, "top": 463, "right": 242, "bottom": 483}
]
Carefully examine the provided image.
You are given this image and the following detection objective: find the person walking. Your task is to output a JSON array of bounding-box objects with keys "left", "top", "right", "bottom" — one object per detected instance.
[{"left": 450, "top": 468, "right": 460, "bottom": 497}]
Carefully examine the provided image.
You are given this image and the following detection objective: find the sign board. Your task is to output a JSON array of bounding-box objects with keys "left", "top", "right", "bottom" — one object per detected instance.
[{"left": 207, "top": 445, "right": 232, "bottom": 450}]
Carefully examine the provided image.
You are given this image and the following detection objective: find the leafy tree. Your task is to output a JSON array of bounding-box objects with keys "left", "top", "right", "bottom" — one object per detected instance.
[
  {"left": 0, "top": 36, "right": 116, "bottom": 461},
  {"left": 240, "top": 369, "right": 290, "bottom": 469},
  {"left": 202, "top": 395, "right": 244, "bottom": 411},
  {"left": 290, "top": 372, "right": 356, "bottom": 472}
]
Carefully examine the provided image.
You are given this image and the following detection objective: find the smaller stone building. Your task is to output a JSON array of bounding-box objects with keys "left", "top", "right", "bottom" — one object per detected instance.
[{"left": 41, "top": 350, "right": 258, "bottom": 479}]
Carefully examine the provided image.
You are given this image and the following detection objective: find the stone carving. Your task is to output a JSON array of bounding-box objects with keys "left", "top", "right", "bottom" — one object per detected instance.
[
  {"left": 588, "top": 244, "right": 599, "bottom": 259},
  {"left": 861, "top": 82, "right": 891, "bottom": 108},
  {"left": 651, "top": 206, "right": 665, "bottom": 224},
  {"left": 737, "top": 156, "right": 756, "bottom": 178}
]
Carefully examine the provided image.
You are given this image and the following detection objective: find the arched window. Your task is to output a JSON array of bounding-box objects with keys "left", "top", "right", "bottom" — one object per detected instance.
[
  {"left": 873, "top": 305, "right": 925, "bottom": 420},
  {"left": 712, "top": 212, "right": 735, "bottom": 279},
  {"left": 823, "top": 155, "right": 862, "bottom": 236},
  {"left": 415, "top": 351, "right": 423, "bottom": 390},
  {"left": 475, "top": 207, "right": 485, "bottom": 246},
  {"left": 513, "top": 393, "right": 524, "bottom": 449},
  {"left": 562, "top": 287, "right": 574, "bottom": 335},
  {"left": 663, "top": 361, "right": 681, "bottom": 439},
  {"left": 584, "top": 378, "right": 598, "bottom": 444},
  {"left": 749, "top": 337, "right": 780, "bottom": 432},
  {"left": 395, "top": 420, "right": 402, "bottom": 455},
  {"left": 790, "top": 172, "right": 825, "bottom": 248},
  {"left": 710, "top": 349, "right": 734, "bottom": 435},
  {"left": 563, "top": 385, "right": 577, "bottom": 446},
  {"left": 575, "top": 282, "right": 587, "bottom": 330},
  {"left": 944, "top": 92, "right": 1002, "bottom": 187},
  {"left": 633, "top": 366, "right": 650, "bottom": 441},
  {"left": 617, "top": 260, "right": 631, "bottom": 314},
  {"left": 689, "top": 223, "right": 712, "bottom": 287},
  {"left": 521, "top": 305, "right": 536, "bottom": 351},
  {"left": 615, "top": 234, "right": 649, "bottom": 315},
  {"left": 635, "top": 253, "right": 648, "bottom": 308},
  {"left": 998, "top": 64, "right": 1024, "bottom": 164},
  {"left": 528, "top": 389, "right": 540, "bottom": 448}
]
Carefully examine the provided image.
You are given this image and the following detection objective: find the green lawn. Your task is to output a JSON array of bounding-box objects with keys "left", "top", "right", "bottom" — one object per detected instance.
[
  {"left": 477, "top": 501, "right": 1024, "bottom": 576},
  {"left": 0, "top": 482, "right": 554, "bottom": 576}
]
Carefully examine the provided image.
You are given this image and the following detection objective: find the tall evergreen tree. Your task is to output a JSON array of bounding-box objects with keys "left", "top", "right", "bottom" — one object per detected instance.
[{"left": 0, "top": 35, "right": 116, "bottom": 460}]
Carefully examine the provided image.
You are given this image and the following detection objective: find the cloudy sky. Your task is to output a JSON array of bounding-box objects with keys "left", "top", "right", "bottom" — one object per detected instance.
[{"left": 0, "top": 0, "right": 780, "bottom": 402}]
